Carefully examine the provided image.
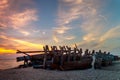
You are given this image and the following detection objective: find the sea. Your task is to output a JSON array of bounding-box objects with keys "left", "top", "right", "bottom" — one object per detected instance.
[{"left": 0, "top": 54, "right": 24, "bottom": 70}]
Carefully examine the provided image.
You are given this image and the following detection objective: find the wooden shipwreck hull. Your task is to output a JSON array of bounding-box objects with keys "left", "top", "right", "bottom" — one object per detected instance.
[
  {"left": 59, "top": 59, "right": 92, "bottom": 70},
  {"left": 51, "top": 56, "right": 92, "bottom": 70},
  {"left": 16, "top": 45, "right": 119, "bottom": 70}
]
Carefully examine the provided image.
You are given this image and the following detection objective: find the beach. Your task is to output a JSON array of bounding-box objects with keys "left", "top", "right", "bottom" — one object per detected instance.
[{"left": 0, "top": 61, "right": 120, "bottom": 80}]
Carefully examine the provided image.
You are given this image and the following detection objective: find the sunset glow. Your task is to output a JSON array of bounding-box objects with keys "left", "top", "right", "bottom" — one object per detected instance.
[
  {"left": 0, "top": 0, "right": 120, "bottom": 55},
  {"left": 0, "top": 48, "right": 16, "bottom": 54}
]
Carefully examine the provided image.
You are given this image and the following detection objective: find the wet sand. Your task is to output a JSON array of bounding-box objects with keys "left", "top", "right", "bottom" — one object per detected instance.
[{"left": 0, "top": 61, "right": 120, "bottom": 80}]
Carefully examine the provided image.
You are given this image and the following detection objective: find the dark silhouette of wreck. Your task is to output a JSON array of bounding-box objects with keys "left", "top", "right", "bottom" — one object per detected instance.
[{"left": 16, "top": 45, "right": 119, "bottom": 70}]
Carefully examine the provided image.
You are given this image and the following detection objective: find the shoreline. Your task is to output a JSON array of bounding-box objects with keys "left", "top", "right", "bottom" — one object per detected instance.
[
  {"left": 4, "top": 60, "right": 120, "bottom": 70},
  {"left": 0, "top": 61, "right": 120, "bottom": 80}
]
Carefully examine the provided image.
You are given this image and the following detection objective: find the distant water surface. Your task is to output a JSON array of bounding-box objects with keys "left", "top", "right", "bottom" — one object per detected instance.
[
  {"left": 0, "top": 59, "right": 23, "bottom": 70},
  {"left": 0, "top": 54, "right": 24, "bottom": 70}
]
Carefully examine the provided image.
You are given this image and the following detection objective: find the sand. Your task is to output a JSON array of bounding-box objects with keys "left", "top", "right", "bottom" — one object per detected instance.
[{"left": 0, "top": 61, "right": 120, "bottom": 80}]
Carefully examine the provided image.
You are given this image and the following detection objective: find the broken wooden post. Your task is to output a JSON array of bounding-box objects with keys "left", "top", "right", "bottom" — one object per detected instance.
[
  {"left": 98, "top": 50, "right": 102, "bottom": 54},
  {"left": 78, "top": 48, "right": 82, "bottom": 60},
  {"left": 66, "top": 46, "right": 71, "bottom": 62},
  {"left": 59, "top": 46, "right": 64, "bottom": 66},
  {"left": 63, "top": 46, "right": 66, "bottom": 51},
  {"left": 88, "top": 51, "right": 91, "bottom": 55},
  {"left": 84, "top": 49, "right": 89, "bottom": 56},
  {"left": 92, "top": 50, "right": 95, "bottom": 55},
  {"left": 73, "top": 48, "right": 77, "bottom": 61},
  {"left": 43, "top": 46, "right": 47, "bottom": 68}
]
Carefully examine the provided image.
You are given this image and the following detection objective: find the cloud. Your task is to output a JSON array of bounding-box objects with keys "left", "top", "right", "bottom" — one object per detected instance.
[
  {"left": 0, "top": 0, "right": 9, "bottom": 28},
  {"left": 0, "top": 35, "right": 44, "bottom": 51},
  {"left": 57, "top": 0, "right": 106, "bottom": 49},
  {"left": 53, "top": 26, "right": 71, "bottom": 34},
  {"left": 0, "top": 0, "right": 41, "bottom": 52},
  {"left": 57, "top": 0, "right": 83, "bottom": 25},
  {"left": 56, "top": 0, "right": 105, "bottom": 41},
  {"left": 100, "top": 26, "right": 120, "bottom": 42},
  {"left": 65, "top": 36, "right": 75, "bottom": 40},
  {"left": 77, "top": 25, "right": 120, "bottom": 51},
  {"left": 13, "top": 39, "right": 43, "bottom": 49},
  {"left": 83, "top": 33, "right": 96, "bottom": 42},
  {"left": 52, "top": 26, "right": 75, "bottom": 43},
  {"left": 52, "top": 26, "right": 72, "bottom": 43},
  {"left": 19, "top": 30, "right": 30, "bottom": 36},
  {"left": 64, "top": 0, "right": 83, "bottom": 4},
  {"left": 53, "top": 34, "right": 59, "bottom": 43},
  {"left": 53, "top": 0, "right": 85, "bottom": 43},
  {"left": 53, "top": 33, "right": 75, "bottom": 43},
  {"left": 10, "top": 9, "right": 38, "bottom": 28},
  {"left": 0, "top": 0, "right": 39, "bottom": 46},
  {"left": 72, "top": 39, "right": 100, "bottom": 50},
  {"left": 0, "top": 0, "right": 8, "bottom": 11},
  {"left": 0, "top": 0, "right": 38, "bottom": 38},
  {"left": 93, "top": 26, "right": 120, "bottom": 50},
  {"left": 57, "top": 0, "right": 101, "bottom": 26}
]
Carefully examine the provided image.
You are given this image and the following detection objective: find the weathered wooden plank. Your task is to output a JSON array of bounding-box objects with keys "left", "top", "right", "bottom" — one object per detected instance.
[{"left": 16, "top": 56, "right": 30, "bottom": 62}]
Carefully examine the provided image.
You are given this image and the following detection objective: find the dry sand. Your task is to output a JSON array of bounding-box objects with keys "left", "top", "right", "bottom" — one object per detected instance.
[{"left": 0, "top": 61, "right": 120, "bottom": 80}]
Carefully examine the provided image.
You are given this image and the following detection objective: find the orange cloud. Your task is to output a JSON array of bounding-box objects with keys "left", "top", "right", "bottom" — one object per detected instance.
[
  {"left": 0, "top": 0, "right": 38, "bottom": 35},
  {"left": 0, "top": 35, "right": 44, "bottom": 52},
  {"left": 12, "top": 39, "right": 43, "bottom": 50},
  {"left": 52, "top": 26, "right": 72, "bottom": 43},
  {"left": 83, "top": 33, "right": 96, "bottom": 42},
  {"left": 0, "top": 0, "right": 9, "bottom": 28},
  {"left": 64, "top": 0, "right": 83, "bottom": 4},
  {"left": 53, "top": 26, "right": 71, "bottom": 34},
  {"left": 19, "top": 30, "right": 30, "bottom": 36},
  {"left": 65, "top": 36, "right": 75, "bottom": 40},
  {"left": 10, "top": 9, "right": 38, "bottom": 28},
  {"left": 0, "top": 0, "right": 8, "bottom": 9}
]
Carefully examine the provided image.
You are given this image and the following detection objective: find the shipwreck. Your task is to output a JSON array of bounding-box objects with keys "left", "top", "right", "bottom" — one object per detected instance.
[{"left": 16, "top": 45, "right": 119, "bottom": 70}]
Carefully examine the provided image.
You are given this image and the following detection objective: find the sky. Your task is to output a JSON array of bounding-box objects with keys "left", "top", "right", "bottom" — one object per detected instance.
[{"left": 0, "top": 0, "right": 120, "bottom": 55}]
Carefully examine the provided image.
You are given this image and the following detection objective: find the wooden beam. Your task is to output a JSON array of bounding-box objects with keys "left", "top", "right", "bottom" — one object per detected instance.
[
  {"left": 16, "top": 49, "right": 74, "bottom": 54},
  {"left": 16, "top": 50, "right": 45, "bottom": 53}
]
